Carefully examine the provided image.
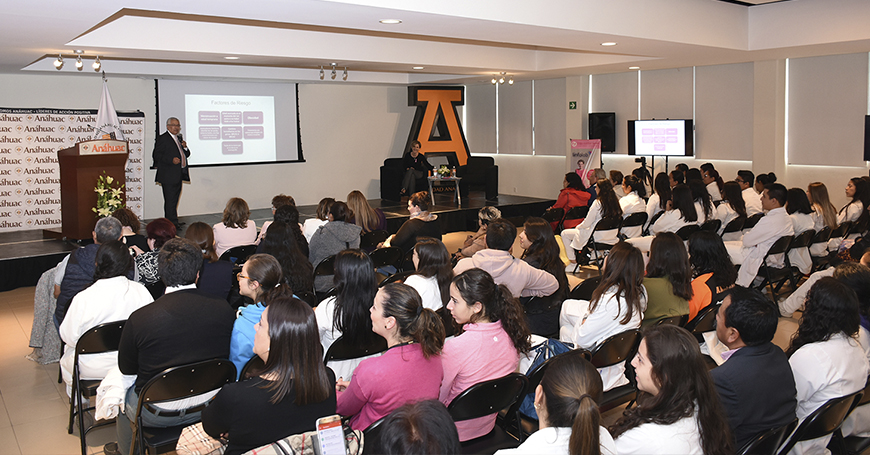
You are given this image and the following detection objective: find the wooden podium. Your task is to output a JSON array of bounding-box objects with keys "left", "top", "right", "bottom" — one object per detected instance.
[{"left": 57, "top": 139, "right": 128, "bottom": 240}]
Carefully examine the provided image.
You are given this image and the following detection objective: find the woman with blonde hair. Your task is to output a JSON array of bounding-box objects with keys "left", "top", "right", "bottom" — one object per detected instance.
[
  {"left": 213, "top": 197, "right": 257, "bottom": 257},
  {"left": 347, "top": 190, "right": 387, "bottom": 233},
  {"left": 807, "top": 182, "right": 838, "bottom": 231}
]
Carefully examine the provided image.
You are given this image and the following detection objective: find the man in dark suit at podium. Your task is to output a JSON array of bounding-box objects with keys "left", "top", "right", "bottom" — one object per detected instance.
[{"left": 152, "top": 117, "right": 190, "bottom": 228}]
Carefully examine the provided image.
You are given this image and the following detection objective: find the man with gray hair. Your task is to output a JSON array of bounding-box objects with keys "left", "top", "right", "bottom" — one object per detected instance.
[
  {"left": 54, "top": 216, "right": 124, "bottom": 328},
  {"left": 152, "top": 117, "right": 190, "bottom": 228}
]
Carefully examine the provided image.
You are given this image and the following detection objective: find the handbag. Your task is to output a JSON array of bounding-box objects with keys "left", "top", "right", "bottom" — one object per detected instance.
[
  {"left": 176, "top": 421, "right": 226, "bottom": 455},
  {"left": 244, "top": 424, "right": 362, "bottom": 455},
  {"left": 517, "top": 338, "right": 573, "bottom": 420}
]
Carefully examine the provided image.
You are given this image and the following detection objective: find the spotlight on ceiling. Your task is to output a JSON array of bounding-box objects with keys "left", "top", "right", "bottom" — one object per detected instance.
[
  {"left": 319, "top": 66, "right": 324, "bottom": 80},
  {"left": 75, "top": 55, "right": 83, "bottom": 71},
  {"left": 342, "top": 67, "right": 348, "bottom": 81},
  {"left": 379, "top": 19, "right": 402, "bottom": 24},
  {"left": 331, "top": 63, "right": 337, "bottom": 80},
  {"left": 54, "top": 54, "right": 63, "bottom": 70},
  {"left": 601, "top": 42, "right": 617, "bottom": 46},
  {"left": 92, "top": 56, "right": 101, "bottom": 71},
  {"left": 491, "top": 76, "right": 497, "bottom": 85},
  {"left": 508, "top": 76, "right": 514, "bottom": 85},
  {"left": 629, "top": 66, "right": 640, "bottom": 70}
]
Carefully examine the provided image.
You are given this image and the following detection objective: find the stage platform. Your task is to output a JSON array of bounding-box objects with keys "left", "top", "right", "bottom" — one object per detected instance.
[{"left": 0, "top": 191, "right": 554, "bottom": 292}]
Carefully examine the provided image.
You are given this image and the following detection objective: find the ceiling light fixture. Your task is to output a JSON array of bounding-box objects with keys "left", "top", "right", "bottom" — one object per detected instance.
[
  {"left": 319, "top": 66, "right": 324, "bottom": 80},
  {"left": 92, "top": 56, "right": 101, "bottom": 71},
  {"left": 331, "top": 63, "right": 337, "bottom": 80},
  {"left": 379, "top": 19, "right": 402, "bottom": 24},
  {"left": 601, "top": 42, "right": 617, "bottom": 46},
  {"left": 491, "top": 76, "right": 497, "bottom": 85},
  {"left": 54, "top": 54, "right": 63, "bottom": 70},
  {"left": 508, "top": 76, "right": 514, "bottom": 85},
  {"left": 224, "top": 56, "right": 240, "bottom": 60},
  {"left": 342, "top": 67, "right": 348, "bottom": 81},
  {"left": 629, "top": 66, "right": 640, "bottom": 70},
  {"left": 491, "top": 72, "right": 513, "bottom": 85},
  {"left": 413, "top": 66, "right": 424, "bottom": 70},
  {"left": 75, "top": 55, "right": 83, "bottom": 71}
]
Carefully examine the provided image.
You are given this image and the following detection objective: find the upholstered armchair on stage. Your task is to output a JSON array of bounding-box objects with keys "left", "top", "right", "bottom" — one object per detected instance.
[
  {"left": 380, "top": 158, "right": 428, "bottom": 201},
  {"left": 457, "top": 156, "right": 499, "bottom": 200}
]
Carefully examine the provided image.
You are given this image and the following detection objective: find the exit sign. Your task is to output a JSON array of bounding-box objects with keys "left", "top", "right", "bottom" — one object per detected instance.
[{"left": 569, "top": 101, "right": 577, "bottom": 110}]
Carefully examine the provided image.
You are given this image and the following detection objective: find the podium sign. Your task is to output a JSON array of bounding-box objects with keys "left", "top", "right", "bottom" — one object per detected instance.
[{"left": 58, "top": 140, "right": 128, "bottom": 240}]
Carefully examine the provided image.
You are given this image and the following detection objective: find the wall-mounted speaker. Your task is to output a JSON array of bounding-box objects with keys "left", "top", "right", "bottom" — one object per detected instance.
[{"left": 589, "top": 112, "right": 616, "bottom": 152}]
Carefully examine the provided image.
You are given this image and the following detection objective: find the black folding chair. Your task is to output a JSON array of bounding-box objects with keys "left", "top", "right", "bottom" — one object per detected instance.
[
  {"left": 589, "top": 329, "right": 643, "bottom": 412},
  {"left": 541, "top": 207, "right": 565, "bottom": 232},
  {"left": 722, "top": 215, "right": 747, "bottom": 238},
  {"left": 700, "top": 219, "right": 722, "bottom": 233},
  {"left": 361, "top": 415, "right": 388, "bottom": 455},
  {"left": 359, "top": 229, "right": 389, "bottom": 250},
  {"left": 67, "top": 320, "right": 126, "bottom": 455},
  {"left": 675, "top": 224, "right": 702, "bottom": 241},
  {"left": 584, "top": 216, "right": 621, "bottom": 275},
  {"left": 239, "top": 355, "right": 266, "bottom": 380},
  {"left": 313, "top": 254, "right": 336, "bottom": 300},
  {"left": 754, "top": 235, "right": 793, "bottom": 302},
  {"left": 561, "top": 206, "right": 590, "bottom": 231},
  {"left": 218, "top": 244, "right": 257, "bottom": 266},
  {"left": 784, "top": 229, "right": 815, "bottom": 289},
  {"left": 776, "top": 391, "right": 863, "bottom": 455},
  {"left": 655, "top": 314, "right": 689, "bottom": 327},
  {"left": 830, "top": 376, "right": 870, "bottom": 455},
  {"left": 743, "top": 213, "right": 765, "bottom": 231},
  {"left": 619, "top": 212, "right": 648, "bottom": 240},
  {"left": 323, "top": 335, "right": 388, "bottom": 364},
  {"left": 736, "top": 419, "right": 798, "bottom": 455},
  {"left": 369, "top": 247, "right": 404, "bottom": 274},
  {"left": 378, "top": 270, "right": 414, "bottom": 287},
  {"left": 569, "top": 276, "right": 601, "bottom": 301},
  {"left": 447, "top": 373, "right": 528, "bottom": 454}
]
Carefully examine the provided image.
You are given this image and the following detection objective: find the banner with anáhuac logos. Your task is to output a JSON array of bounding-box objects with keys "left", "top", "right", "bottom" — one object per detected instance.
[{"left": 0, "top": 108, "right": 145, "bottom": 232}]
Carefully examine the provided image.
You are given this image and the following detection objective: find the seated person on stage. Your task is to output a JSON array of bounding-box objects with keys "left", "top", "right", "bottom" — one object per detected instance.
[
  {"left": 641, "top": 233, "right": 692, "bottom": 327},
  {"left": 453, "top": 218, "right": 558, "bottom": 298},
  {"left": 724, "top": 183, "right": 794, "bottom": 287},
  {"left": 213, "top": 197, "right": 258, "bottom": 258},
  {"left": 55, "top": 216, "right": 124, "bottom": 329},
  {"left": 114, "top": 239, "right": 235, "bottom": 455},
  {"left": 711, "top": 286, "right": 796, "bottom": 449},
  {"left": 786, "top": 278, "right": 869, "bottom": 455},
  {"left": 454, "top": 206, "right": 501, "bottom": 261},
  {"left": 833, "top": 262, "right": 870, "bottom": 438},
  {"left": 400, "top": 140, "right": 433, "bottom": 197},
  {"left": 384, "top": 191, "right": 441, "bottom": 254},
  {"left": 560, "top": 179, "right": 623, "bottom": 267},
  {"left": 550, "top": 173, "right": 591, "bottom": 230},
  {"left": 736, "top": 170, "right": 763, "bottom": 216}
]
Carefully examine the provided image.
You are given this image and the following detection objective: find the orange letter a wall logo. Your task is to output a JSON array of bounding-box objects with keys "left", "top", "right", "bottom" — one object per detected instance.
[{"left": 406, "top": 86, "right": 470, "bottom": 166}]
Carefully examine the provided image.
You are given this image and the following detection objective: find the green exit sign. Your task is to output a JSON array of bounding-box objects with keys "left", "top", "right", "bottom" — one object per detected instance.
[{"left": 569, "top": 101, "right": 577, "bottom": 110}]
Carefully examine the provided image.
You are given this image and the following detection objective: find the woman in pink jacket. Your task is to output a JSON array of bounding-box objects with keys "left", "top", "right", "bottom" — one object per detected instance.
[{"left": 440, "top": 268, "right": 532, "bottom": 441}]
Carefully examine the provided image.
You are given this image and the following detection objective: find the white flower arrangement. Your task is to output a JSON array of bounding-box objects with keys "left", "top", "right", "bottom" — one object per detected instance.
[{"left": 92, "top": 172, "right": 125, "bottom": 218}]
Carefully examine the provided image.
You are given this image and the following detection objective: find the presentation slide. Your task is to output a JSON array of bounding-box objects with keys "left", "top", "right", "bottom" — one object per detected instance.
[
  {"left": 156, "top": 79, "right": 301, "bottom": 166},
  {"left": 633, "top": 120, "right": 687, "bottom": 156}
]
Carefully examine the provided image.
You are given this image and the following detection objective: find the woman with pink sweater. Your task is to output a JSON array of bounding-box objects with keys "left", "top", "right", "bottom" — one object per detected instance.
[{"left": 440, "top": 268, "right": 532, "bottom": 441}]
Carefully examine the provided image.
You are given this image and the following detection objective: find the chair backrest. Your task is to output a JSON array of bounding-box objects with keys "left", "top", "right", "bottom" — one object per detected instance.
[
  {"left": 362, "top": 415, "right": 387, "bottom": 455},
  {"left": 313, "top": 255, "right": 336, "bottom": 277},
  {"left": 239, "top": 355, "right": 266, "bottom": 380},
  {"left": 324, "top": 335, "right": 388, "bottom": 363},
  {"left": 138, "top": 359, "right": 237, "bottom": 411},
  {"left": 743, "top": 213, "right": 765, "bottom": 230},
  {"left": 360, "top": 230, "right": 389, "bottom": 249},
  {"left": 789, "top": 229, "right": 816, "bottom": 249},
  {"left": 564, "top": 206, "right": 590, "bottom": 221},
  {"left": 831, "top": 221, "right": 853, "bottom": 239},
  {"left": 811, "top": 226, "right": 833, "bottom": 245},
  {"left": 402, "top": 248, "right": 415, "bottom": 272},
  {"left": 700, "top": 219, "right": 722, "bottom": 233},
  {"left": 685, "top": 303, "right": 721, "bottom": 336},
  {"left": 379, "top": 270, "right": 415, "bottom": 287},
  {"left": 722, "top": 215, "right": 747, "bottom": 235},
  {"left": 676, "top": 224, "right": 702, "bottom": 241},
  {"left": 736, "top": 418, "right": 798, "bottom": 455},
  {"left": 368, "top": 247, "right": 404, "bottom": 270},
  {"left": 777, "top": 391, "right": 864, "bottom": 455},
  {"left": 622, "top": 212, "right": 648, "bottom": 229},
  {"left": 74, "top": 320, "right": 126, "bottom": 359},
  {"left": 447, "top": 373, "right": 529, "bottom": 422},
  {"left": 594, "top": 216, "right": 622, "bottom": 232},
  {"left": 764, "top": 236, "right": 793, "bottom": 258},
  {"left": 656, "top": 314, "right": 689, "bottom": 327},
  {"left": 849, "top": 217, "right": 869, "bottom": 237},
  {"left": 541, "top": 207, "right": 565, "bottom": 224},
  {"left": 295, "top": 290, "right": 318, "bottom": 307},
  {"left": 219, "top": 244, "right": 258, "bottom": 265},
  {"left": 589, "top": 329, "right": 642, "bottom": 369},
  {"left": 569, "top": 276, "right": 602, "bottom": 301},
  {"left": 648, "top": 210, "right": 665, "bottom": 228}
]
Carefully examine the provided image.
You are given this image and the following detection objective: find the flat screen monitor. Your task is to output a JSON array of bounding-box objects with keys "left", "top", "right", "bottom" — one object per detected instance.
[{"left": 627, "top": 119, "right": 693, "bottom": 157}]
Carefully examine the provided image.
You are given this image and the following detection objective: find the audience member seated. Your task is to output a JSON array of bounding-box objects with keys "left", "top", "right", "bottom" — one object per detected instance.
[
  {"left": 786, "top": 278, "right": 870, "bottom": 455},
  {"left": 675, "top": 163, "right": 689, "bottom": 174},
  {"left": 724, "top": 183, "right": 794, "bottom": 287},
  {"left": 336, "top": 283, "right": 444, "bottom": 430},
  {"left": 736, "top": 170, "right": 763, "bottom": 216},
  {"left": 268, "top": 205, "right": 309, "bottom": 258},
  {"left": 619, "top": 175, "right": 648, "bottom": 238},
  {"left": 551, "top": 173, "right": 591, "bottom": 229},
  {"left": 839, "top": 177, "right": 870, "bottom": 225},
  {"left": 831, "top": 263, "right": 870, "bottom": 438},
  {"left": 370, "top": 400, "right": 461, "bottom": 455},
  {"left": 495, "top": 350, "right": 617, "bottom": 455},
  {"left": 586, "top": 168, "right": 608, "bottom": 201},
  {"left": 133, "top": 218, "right": 176, "bottom": 287},
  {"left": 710, "top": 286, "right": 797, "bottom": 449},
  {"left": 690, "top": 179, "right": 715, "bottom": 224},
  {"left": 632, "top": 166, "right": 652, "bottom": 199},
  {"left": 213, "top": 197, "right": 258, "bottom": 258},
  {"left": 314, "top": 249, "right": 380, "bottom": 380},
  {"left": 202, "top": 296, "right": 336, "bottom": 455},
  {"left": 779, "top": 255, "right": 870, "bottom": 317},
  {"left": 399, "top": 140, "right": 434, "bottom": 197},
  {"left": 755, "top": 172, "right": 777, "bottom": 194},
  {"left": 454, "top": 218, "right": 558, "bottom": 298},
  {"left": 687, "top": 168, "right": 703, "bottom": 183},
  {"left": 669, "top": 169, "right": 685, "bottom": 188},
  {"left": 441, "top": 269, "right": 531, "bottom": 441},
  {"left": 454, "top": 206, "right": 501, "bottom": 261},
  {"left": 59, "top": 241, "right": 153, "bottom": 397},
  {"left": 561, "top": 179, "right": 623, "bottom": 266},
  {"left": 230, "top": 254, "right": 288, "bottom": 376},
  {"left": 641, "top": 233, "right": 692, "bottom": 327},
  {"left": 611, "top": 170, "right": 627, "bottom": 199},
  {"left": 687, "top": 231, "right": 737, "bottom": 320},
  {"left": 559, "top": 242, "right": 646, "bottom": 391},
  {"left": 703, "top": 168, "right": 724, "bottom": 203},
  {"left": 309, "top": 201, "right": 362, "bottom": 292},
  {"left": 256, "top": 193, "right": 295, "bottom": 244},
  {"left": 786, "top": 188, "right": 815, "bottom": 275},
  {"left": 55, "top": 217, "right": 124, "bottom": 329},
  {"left": 184, "top": 221, "right": 233, "bottom": 300},
  {"left": 115, "top": 239, "right": 235, "bottom": 455},
  {"left": 257, "top": 221, "right": 314, "bottom": 296},
  {"left": 112, "top": 208, "right": 149, "bottom": 253},
  {"left": 807, "top": 182, "right": 838, "bottom": 256},
  {"left": 347, "top": 189, "right": 387, "bottom": 233},
  {"left": 302, "top": 198, "right": 334, "bottom": 243},
  {"left": 609, "top": 325, "right": 733, "bottom": 455},
  {"left": 644, "top": 173, "right": 671, "bottom": 232},
  {"left": 627, "top": 184, "right": 698, "bottom": 253},
  {"left": 519, "top": 217, "right": 570, "bottom": 335},
  {"left": 716, "top": 181, "right": 748, "bottom": 240},
  {"left": 386, "top": 191, "right": 441, "bottom": 254},
  {"left": 405, "top": 238, "right": 453, "bottom": 311}
]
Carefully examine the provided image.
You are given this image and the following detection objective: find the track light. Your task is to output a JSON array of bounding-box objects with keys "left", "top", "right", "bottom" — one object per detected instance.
[
  {"left": 508, "top": 76, "right": 514, "bottom": 85},
  {"left": 342, "top": 67, "right": 348, "bottom": 81},
  {"left": 54, "top": 54, "right": 63, "bottom": 70},
  {"left": 319, "top": 66, "right": 324, "bottom": 80},
  {"left": 75, "top": 55, "right": 83, "bottom": 71},
  {"left": 92, "top": 56, "right": 101, "bottom": 71},
  {"left": 491, "top": 76, "right": 497, "bottom": 85},
  {"left": 331, "top": 63, "right": 337, "bottom": 80}
]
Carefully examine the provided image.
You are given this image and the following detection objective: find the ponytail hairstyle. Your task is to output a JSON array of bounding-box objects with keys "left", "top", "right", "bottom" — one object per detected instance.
[
  {"left": 539, "top": 350, "right": 603, "bottom": 455},
  {"left": 379, "top": 283, "right": 445, "bottom": 358},
  {"left": 653, "top": 173, "right": 672, "bottom": 211},
  {"left": 623, "top": 174, "right": 644, "bottom": 196},
  {"left": 452, "top": 269, "right": 532, "bottom": 353},
  {"left": 595, "top": 179, "right": 623, "bottom": 220},
  {"left": 413, "top": 238, "right": 453, "bottom": 307},
  {"left": 331, "top": 249, "right": 378, "bottom": 345},
  {"left": 632, "top": 167, "right": 652, "bottom": 197},
  {"left": 315, "top": 198, "right": 336, "bottom": 221},
  {"left": 589, "top": 242, "right": 645, "bottom": 325},
  {"left": 722, "top": 181, "right": 748, "bottom": 218},
  {"left": 243, "top": 254, "right": 290, "bottom": 303},
  {"left": 671, "top": 184, "right": 698, "bottom": 223},
  {"left": 93, "top": 240, "right": 133, "bottom": 281}
]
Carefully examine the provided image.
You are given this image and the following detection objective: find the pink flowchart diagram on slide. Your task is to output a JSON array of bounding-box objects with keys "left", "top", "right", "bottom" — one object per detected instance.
[
  {"left": 641, "top": 127, "right": 679, "bottom": 153},
  {"left": 197, "top": 110, "right": 265, "bottom": 155}
]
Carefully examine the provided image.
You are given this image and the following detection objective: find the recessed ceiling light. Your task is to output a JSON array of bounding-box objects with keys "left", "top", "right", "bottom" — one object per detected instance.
[
  {"left": 413, "top": 66, "right": 424, "bottom": 70},
  {"left": 629, "top": 66, "right": 640, "bottom": 70},
  {"left": 224, "top": 56, "right": 240, "bottom": 60},
  {"left": 601, "top": 42, "right": 617, "bottom": 46},
  {"left": 379, "top": 19, "right": 402, "bottom": 24}
]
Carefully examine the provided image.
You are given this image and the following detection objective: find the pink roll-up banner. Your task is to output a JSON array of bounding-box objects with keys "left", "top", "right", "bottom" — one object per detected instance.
[{"left": 568, "top": 139, "right": 601, "bottom": 189}]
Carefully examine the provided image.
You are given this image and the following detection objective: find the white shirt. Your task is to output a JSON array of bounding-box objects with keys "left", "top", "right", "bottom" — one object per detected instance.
[
  {"left": 302, "top": 218, "right": 328, "bottom": 242},
  {"left": 734, "top": 207, "right": 794, "bottom": 287},
  {"left": 645, "top": 193, "right": 665, "bottom": 231},
  {"left": 403, "top": 274, "right": 443, "bottom": 311},
  {"left": 743, "top": 187, "right": 763, "bottom": 216},
  {"left": 706, "top": 181, "right": 722, "bottom": 202},
  {"left": 789, "top": 333, "right": 869, "bottom": 455},
  {"left": 619, "top": 192, "right": 647, "bottom": 239},
  {"left": 694, "top": 201, "right": 712, "bottom": 224},
  {"left": 716, "top": 202, "right": 741, "bottom": 238},
  {"left": 843, "top": 327, "right": 870, "bottom": 437},
  {"left": 788, "top": 212, "right": 815, "bottom": 275},
  {"left": 568, "top": 200, "right": 619, "bottom": 250},
  {"left": 313, "top": 296, "right": 380, "bottom": 381},
  {"left": 495, "top": 426, "right": 617, "bottom": 455},
  {"left": 615, "top": 411, "right": 703, "bottom": 455},
  {"left": 838, "top": 201, "right": 864, "bottom": 224},
  {"left": 651, "top": 208, "right": 694, "bottom": 236}
]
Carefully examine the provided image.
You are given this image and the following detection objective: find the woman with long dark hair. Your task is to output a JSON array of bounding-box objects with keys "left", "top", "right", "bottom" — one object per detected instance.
[
  {"left": 112, "top": 207, "right": 149, "bottom": 253},
  {"left": 185, "top": 221, "right": 233, "bottom": 300},
  {"left": 405, "top": 238, "right": 453, "bottom": 310},
  {"left": 702, "top": 168, "right": 724, "bottom": 203},
  {"left": 785, "top": 188, "right": 815, "bottom": 275},
  {"left": 628, "top": 184, "right": 698, "bottom": 253},
  {"left": 839, "top": 177, "right": 870, "bottom": 224},
  {"left": 272, "top": 205, "right": 309, "bottom": 258},
  {"left": 786, "top": 278, "right": 869, "bottom": 455},
  {"left": 400, "top": 140, "right": 434, "bottom": 196},
  {"left": 520, "top": 217, "right": 569, "bottom": 335},
  {"left": 336, "top": 283, "right": 445, "bottom": 430},
  {"left": 314, "top": 249, "right": 379, "bottom": 379},
  {"left": 551, "top": 173, "right": 591, "bottom": 229},
  {"left": 213, "top": 197, "right": 258, "bottom": 257},
  {"left": 559, "top": 242, "right": 646, "bottom": 391},
  {"left": 59, "top": 240, "right": 153, "bottom": 396},
  {"left": 644, "top": 173, "right": 672, "bottom": 231},
  {"left": 619, "top": 175, "right": 648, "bottom": 239},
  {"left": 257, "top": 220, "right": 314, "bottom": 295},
  {"left": 689, "top": 179, "right": 714, "bottom": 224},
  {"left": 563, "top": 179, "right": 623, "bottom": 266},
  {"left": 716, "top": 181, "right": 747, "bottom": 240},
  {"left": 642, "top": 233, "right": 692, "bottom": 326},
  {"left": 202, "top": 296, "right": 336, "bottom": 455},
  {"left": 610, "top": 325, "right": 733, "bottom": 455},
  {"left": 687, "top": 230, "right": 736, "bottom": 320},
  {"left": 441, "top": 269, "right": 531, "bottom": 441}
]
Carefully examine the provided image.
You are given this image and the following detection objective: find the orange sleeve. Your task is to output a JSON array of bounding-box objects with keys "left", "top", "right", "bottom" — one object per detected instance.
[{"left": 688, "top": 274, "right": 712, "bottom": 321}]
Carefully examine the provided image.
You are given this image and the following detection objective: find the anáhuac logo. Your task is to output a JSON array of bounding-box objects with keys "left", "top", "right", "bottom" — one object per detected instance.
[
  {"left": 14, "top": 167, "right": 23, "bottom": 175},
  {"left": 67, "top": 125, "right": 89, "bottom": 133},
  {"left": 24, "top": 146, "right": 53, "bottom": 154},
  {"left": 24, "top": 187, "right": 55, "bottom": 195},
  {"left": 0, "top": 220, "right": 23, "bottom": 228},
  {"left": 0, "top": 114, "right": 23, "bottom": 122},
  {"left": 0, "top": 199, "right": 21, "bottom": 207},
  {"left": 24, "top": 125, "right": 54, "bottom": 133},
  {"left": 74, "top": 115, "right": 95, "bottom": 123},
  {"left": 0, "top": 178, "right": 22, "bottom": 186},
  {"left": 32, "top": 218, "right": 62, "bottom": 226},
  {"left": 24, "top": 207, "right": 54, "bottom": 216},
  {"left": 0, "top": 157, "right": 21, "bottom": 165},
  {"left": 14, "top": 188, "right": 22, "bottom": 196},
  {"left": 33, "top": 197, "right": 61, "bottom": 205},
  {"left": 24, "top": 167, "right": 55, "bottom": 175},
  {"left": 15, "top": 125, "right": 23, "bottom": 133},
  {"left": 31, "top": 176, "right": 59, "bottom": 185},
  {"left": 0, "top": 137, "right": 22, "bottom": 143},
  {"left": 34, "top": 156, "right": 58, "bottom": 164},
  {"left": 14, "top": 146, "right": 22, "bottom": 154},
  {"left": 34, "top": 115, "right": 65, "bottom": 122}
]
